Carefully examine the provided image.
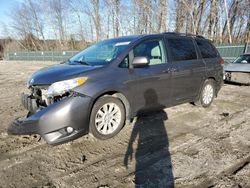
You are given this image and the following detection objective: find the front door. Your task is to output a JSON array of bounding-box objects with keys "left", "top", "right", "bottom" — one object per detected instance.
[{"left": 129, "top": 38, "right": 172, "bottom": 112}]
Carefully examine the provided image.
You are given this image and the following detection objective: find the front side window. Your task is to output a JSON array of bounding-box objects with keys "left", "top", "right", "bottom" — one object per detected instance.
[
  {"left": 167, "top": 38, "right": 197, "bottom": 61},
  {"left": 233, "top": 55, "right": 250, "bottom": 64},
  {"left": 133, "top": 39, "right": 166, "bottom": 65},
  {"left": 196, "top": 39, "right": 218, "bottom": 58},
  {"left": 68, "top": 39, "right": 132, "bottom": 66}
]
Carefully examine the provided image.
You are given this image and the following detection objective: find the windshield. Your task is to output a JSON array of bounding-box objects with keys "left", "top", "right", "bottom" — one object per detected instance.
[
  {"left": 68, "top": 39, "right": 132, "bottom": 66},
  {"left": 233, "top": 55, "right": 250, "bottom": 64}
]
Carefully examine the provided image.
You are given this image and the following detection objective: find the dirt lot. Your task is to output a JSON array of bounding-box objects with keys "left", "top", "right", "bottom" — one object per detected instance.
[{"left": 0, "top": 61, "right": 250, "bottom": 188}]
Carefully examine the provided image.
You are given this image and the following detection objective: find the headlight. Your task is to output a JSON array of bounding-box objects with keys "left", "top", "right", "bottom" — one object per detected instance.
[
  {"left": 27, "top": 78, "right": 34, "bottom": 88},
  {"left": 47, "top": 77, "right": 88, "bottom": 97}
]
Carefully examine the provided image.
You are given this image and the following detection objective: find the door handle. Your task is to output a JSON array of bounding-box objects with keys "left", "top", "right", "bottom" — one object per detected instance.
[
  {"left": 162, "top": 68, "right": 178, "bottom": 73},
  {"left": 162, "top": 69, "right": 170, "bottom": 73},
  {"left": 171, "top": 68, "right": 178, "bottom": 72}
]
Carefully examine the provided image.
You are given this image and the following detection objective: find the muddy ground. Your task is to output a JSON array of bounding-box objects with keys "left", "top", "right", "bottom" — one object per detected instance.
[{"left": 0, "top": 61, "right": 249, "bottom": 188}]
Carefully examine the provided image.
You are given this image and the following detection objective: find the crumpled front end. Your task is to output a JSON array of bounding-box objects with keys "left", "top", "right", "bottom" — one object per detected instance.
[
  {"left": 224, "top": 71, "right": 250, "bottom": 84},
  {"left": 8, "top": 86, "right": 93, "bottom": 145}
]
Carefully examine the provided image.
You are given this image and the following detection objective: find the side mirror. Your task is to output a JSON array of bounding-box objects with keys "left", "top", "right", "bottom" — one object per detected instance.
[
  {"left": 132, "top": 57, "right": 149, "bottom": 68},
  {"left": 241, "top": 60, "right": 247, "bottom": 64}
]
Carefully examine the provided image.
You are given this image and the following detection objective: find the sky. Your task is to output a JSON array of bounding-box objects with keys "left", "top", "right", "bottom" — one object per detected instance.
[
  {"left": 0, "top": 0, "right": 176, "bottom": 39},
  {"left": 0, "top": 0, "right": 24, "bottom": 37}
]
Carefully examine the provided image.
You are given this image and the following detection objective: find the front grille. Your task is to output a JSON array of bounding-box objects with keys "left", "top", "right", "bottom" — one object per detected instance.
[
  {"left": 30, "top": 86, "right": 51, "bottom": 106},
  {"left": 21, "top": 93, "right": 38, "bottom": 112}
]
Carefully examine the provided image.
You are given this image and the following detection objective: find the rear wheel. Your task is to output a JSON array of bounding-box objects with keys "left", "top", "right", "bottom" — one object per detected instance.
[
  {"left": 195, "top": 79, "right": 216, "bottom": 108},
  {"left": 89, "top": 96, "right": 125, "bottom": 139}
]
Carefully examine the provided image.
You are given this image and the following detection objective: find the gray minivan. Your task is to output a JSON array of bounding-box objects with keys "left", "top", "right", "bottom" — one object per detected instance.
[{"left": 8, "top": 32, "right": 224, "bottom": 145}]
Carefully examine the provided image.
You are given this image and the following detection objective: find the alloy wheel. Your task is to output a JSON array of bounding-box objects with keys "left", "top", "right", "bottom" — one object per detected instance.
[
  {"left": 202, "top": 84, "right": 214, "bottom": 105},
  {"left": 95, "top": 103, "right": 122, "bottom": 135}
]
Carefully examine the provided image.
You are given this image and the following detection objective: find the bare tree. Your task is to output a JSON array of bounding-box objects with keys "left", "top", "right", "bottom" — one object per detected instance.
[
  {"left": 105, "top": 0, "right": 121, "bottom": 37},
  {"left": 10, "top": 1, "right": 39, "bottom": 50},
  {"left": 87, "top": 0, "right": 101, "bottom": 41},
  {"left": 69, "top": 0, "right": 87, "bottom": 47},
  {"left": 3, "top": 0, "right": 250, "bottom": 51},
  {"left": 208, "top": 0, "right": 219, "bottom": 40},
  {"left": 114, "top": 0, "right": 120, "bottom": 37},
  {"left": 47, "top": 0, "right": 70, "bottom": 48},
  {"left": 175, "top": 0, "right": 185, "bottom": 32},
  {"left": 195, "top": 0, "right": 206, "bottom": 35},
  {"left": 157, "top": 0, "right": 168, "bottom": 32},
  {"left": 26, "top": 0, "right": 48, "bottom": 50},
  {"left": 223, "top": 0, "right": 232, "bottom": 43}
]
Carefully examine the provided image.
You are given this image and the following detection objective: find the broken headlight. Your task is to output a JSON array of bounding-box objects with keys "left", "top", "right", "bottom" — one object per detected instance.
[{"left": 47, "top": 77, "right": 88, "bottom": 97}]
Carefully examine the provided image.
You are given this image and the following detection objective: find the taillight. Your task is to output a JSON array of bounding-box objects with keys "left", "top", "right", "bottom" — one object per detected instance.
[{"left": 219, "top": 58, "right": 224, "bottom": 65}]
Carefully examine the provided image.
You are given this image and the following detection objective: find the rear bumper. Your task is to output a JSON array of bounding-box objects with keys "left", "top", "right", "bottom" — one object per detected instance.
[{"left": 8, "top": 95, "right": 93, "bottom": 145}]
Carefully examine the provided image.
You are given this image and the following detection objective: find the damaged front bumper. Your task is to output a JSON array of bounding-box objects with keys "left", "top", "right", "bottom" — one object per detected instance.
[
  {"left": 224, "top": 71, "right": 250, "bottom": 84},
  {"left": 8, "top": 94, "right": 93, "bottom": 145}
]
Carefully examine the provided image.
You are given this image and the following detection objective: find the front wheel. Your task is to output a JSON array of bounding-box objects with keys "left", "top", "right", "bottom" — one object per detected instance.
[
  {"left": 89, "top": 96, "right": 125, "bottom": 139},
  {"left": 195, "top": 79, "right": 216, "bottom": 108}
]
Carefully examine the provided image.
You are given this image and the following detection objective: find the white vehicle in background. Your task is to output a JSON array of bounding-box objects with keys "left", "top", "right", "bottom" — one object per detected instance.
[{"left": 224, "top": 53, "right": 250, "bottom": 84}]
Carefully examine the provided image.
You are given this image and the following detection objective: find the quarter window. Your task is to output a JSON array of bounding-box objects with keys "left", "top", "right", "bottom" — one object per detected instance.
[
  {"left": 133, "top": 39, "right": 166, "bottom": 65},
  {"left": 196, "top": 39, "right": 218, "bottom": 58},
  {"left": 119, "top": 56, "right": 129, "bottom": 68},
  {"left": 167, "top": 38, "right": 197, "bottom": 61}
]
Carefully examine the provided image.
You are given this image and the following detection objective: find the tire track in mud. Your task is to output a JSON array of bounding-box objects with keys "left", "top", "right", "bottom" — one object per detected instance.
[
  {"left": 173, "top": 107, "right": 250, "bottom": 188},
  {"left": 0, "top": 141, "right": 46, "bottom": 168},
  {"left": 1, "top": 107, "right": 250, "bottom": 188},
  {"left": 194, "top": 154, "right": 250, "bottom": 188},
  {"left": 41, "top": 122, "right": 217, "bottom": 187},
  {"left": 44, "top": 138, "right": 175, "bottom": 187},
  {"left": 37, "top": 111, "right": 192, "bottom": 186},
  {"left": 0, "top": 135, "right": 44, "bottom": 156}
]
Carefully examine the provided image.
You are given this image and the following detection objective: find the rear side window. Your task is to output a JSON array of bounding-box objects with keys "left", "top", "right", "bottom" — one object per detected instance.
[
  {"left": 167, "top": 38, "right": 197, "bottom": 61},
  {"left": 196, "top": 39, "right": 218, "bottom": 58}
]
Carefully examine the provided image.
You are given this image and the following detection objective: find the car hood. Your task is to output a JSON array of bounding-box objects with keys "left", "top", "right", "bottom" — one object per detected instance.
[
  {"left": 224, "top": 63, "right": 250, "bottom": 73},
  {"left": 28, "top": 64, "right": 102, "bottom": 86}
]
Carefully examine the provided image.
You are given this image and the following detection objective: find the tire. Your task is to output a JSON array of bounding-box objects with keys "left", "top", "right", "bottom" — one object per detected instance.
[
  {"left": 195, "top": 79, "right": 216, "bottom": 108},
  {"left": 89, "top": 96, "right": 126, "bottom": 139}
]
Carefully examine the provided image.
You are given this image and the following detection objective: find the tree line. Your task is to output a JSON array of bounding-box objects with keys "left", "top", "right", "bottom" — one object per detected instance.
[{"left": 1, "top": 0, "right": 249, "bottom": 52}]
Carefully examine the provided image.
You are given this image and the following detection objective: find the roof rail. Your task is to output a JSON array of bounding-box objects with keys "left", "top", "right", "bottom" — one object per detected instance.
[{"left": 163, "top": 32, "right": 205, "bottom": 39}]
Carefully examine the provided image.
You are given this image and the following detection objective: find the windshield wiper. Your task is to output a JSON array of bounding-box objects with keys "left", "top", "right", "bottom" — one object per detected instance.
[{"left": 73, "top": 60, "right": 91, "bottom": 66}]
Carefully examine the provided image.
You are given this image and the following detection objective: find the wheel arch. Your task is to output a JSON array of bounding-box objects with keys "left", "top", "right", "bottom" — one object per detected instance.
[
  {"left": 90, "top": 90, "right": 131, "bottom": 121},
  {"left": 207, "top": 76, "right": 216, "bottom": 81},
  {"left": 207, "top": 76, "right": 220, "bottom": 96},
  {"left": 194, "top": 77, "right": 217, "bottom": 105}
]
